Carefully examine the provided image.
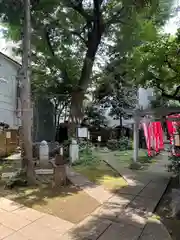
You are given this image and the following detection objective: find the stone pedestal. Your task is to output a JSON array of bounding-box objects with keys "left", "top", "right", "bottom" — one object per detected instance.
[
  {"left": 53, "top": 165, "right": 67, "bottom": 186},
  {"left": 69, "top": 139, "right": 79, "bottom": 164},
  {"left": 50, "top": 154, "right": 67, "bottom": 187},
  {"left": 39, "top": 140, "right": 49, "bottom": 164}
]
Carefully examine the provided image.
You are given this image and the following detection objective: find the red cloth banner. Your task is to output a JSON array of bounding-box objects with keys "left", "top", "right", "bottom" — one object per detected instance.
[
  {"left": 142, "top": 122, "right": 151, "bottom": 156},
  {"left": 166, "top": 114, "right": 180, "bottom": 156},
  {"left": 142, "top": 120, "right": 164, "bottom": 156}
]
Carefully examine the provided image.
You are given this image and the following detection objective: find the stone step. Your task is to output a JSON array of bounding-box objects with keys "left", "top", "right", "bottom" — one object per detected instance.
[{"left": 140, "top": 218, "right": 172, "bottom": 240}]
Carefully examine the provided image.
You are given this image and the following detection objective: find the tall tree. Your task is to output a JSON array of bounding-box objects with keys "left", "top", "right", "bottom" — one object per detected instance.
[
  {"left": 0, "top": 0, "right": 168, "bottom": 124},
  {"left": 84, "top": 104, "right": 107, "bottom": 127},
  {"left": 94, "top": 72, "right": 137, "bottom": 136},
  {"left": 129, "top": 30, "right": 180, "bottom": 102}
]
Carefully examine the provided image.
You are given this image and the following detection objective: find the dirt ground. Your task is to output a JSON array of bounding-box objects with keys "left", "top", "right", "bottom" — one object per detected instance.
[
  {"left": 74, "top": 160, "right": 127, "bottom": 191},
  {"left": 0, "top": 174, "right": 100, "bottom": 224},
  {"left": 155, "top": 177, "right": 180, "bottom": 240},
  {"left": 0, "top": 151, "right": 128, "bottom": 224}
]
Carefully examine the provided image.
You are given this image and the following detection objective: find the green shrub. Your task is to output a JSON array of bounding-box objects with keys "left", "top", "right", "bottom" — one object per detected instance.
[
  {"left": 168, "top": 155, "right": 180, "bottom": 175},
  {"left": 5, "top": 169, "right": 28, "bottom": 189},
  {"left": 107, "top": 137, "right": 133, "bottom": 151},
  {"left": 79, "top": 140, "right": 93, "bottom": 151},
  {"left": 73, "top": 144, "right": 100, "bottom": 167}
]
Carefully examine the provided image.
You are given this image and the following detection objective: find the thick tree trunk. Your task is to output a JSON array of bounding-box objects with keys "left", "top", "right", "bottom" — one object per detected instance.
[
  {"left": 70, "top": 91, "right": 84, "bottom": 124},
  {"left": 56, "top": 103, "right": 67, "bottom": 127},
  {"left": 54, "top": 104, "right": 58, "bottom": 129},
  {"left": 119, "top": 114, "right": 123, "bottom": 138},
  {"left": 70, "top": 31, "right": 104, "bottom": 129},
  {"left": 20, "top": 0, "right": 36, "bottom": 184},
  {"left": 69, "top": 2, "right": 104, "bottom": 134}
]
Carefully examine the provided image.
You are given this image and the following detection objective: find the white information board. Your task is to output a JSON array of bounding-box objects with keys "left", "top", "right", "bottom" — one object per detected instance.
[
  {"left": 78, "top": 127, "right": 88, "bottom": 138},
  {"left": 98, "top": 136, "right": 101, "bottom": 142},
  {"left": 6, "top": 132, "right": 11, "bottom": 139}
]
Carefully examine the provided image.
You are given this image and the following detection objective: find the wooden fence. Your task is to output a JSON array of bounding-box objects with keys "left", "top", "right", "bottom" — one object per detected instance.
[{"left": 0, "top": 129, "right": 19, "bottom": 157}]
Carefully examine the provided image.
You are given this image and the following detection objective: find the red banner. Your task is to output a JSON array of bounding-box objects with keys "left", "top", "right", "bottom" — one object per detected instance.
[{"left": 142, "top": 121, "right": 164, "bottom": 156}]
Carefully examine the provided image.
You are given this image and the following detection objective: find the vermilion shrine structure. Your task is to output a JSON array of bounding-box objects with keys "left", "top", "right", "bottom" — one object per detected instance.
[{"left": 133, "top": 107, "right": 180, "bottom": 163}]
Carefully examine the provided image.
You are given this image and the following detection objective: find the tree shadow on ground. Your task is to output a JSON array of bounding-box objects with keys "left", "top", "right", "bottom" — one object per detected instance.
[
  {"left": 63, "top": 172, "right": 171, "bottom": 240},
  {"left": 0, "top": 157, "right": 128, "bottom": 224},
  {"left": 0, "top": 151, "right": 171, "bottom": 234},
  {"left": 0, "top": 174, "right": 100, "bottom": 223}
]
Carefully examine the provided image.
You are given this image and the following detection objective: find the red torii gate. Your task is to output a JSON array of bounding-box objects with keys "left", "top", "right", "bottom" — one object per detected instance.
[
  {"left": 132, "top": 107, "right": 180, "bottom": 163},
  {"left": 166, "top": 114, "right": 180, "bottom": 156}
]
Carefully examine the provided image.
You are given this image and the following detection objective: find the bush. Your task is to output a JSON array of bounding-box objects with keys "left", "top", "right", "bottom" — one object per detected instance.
[
  {"left": 5, "top": 169, "right": 28, "bottom": 189},
  {"left": 106, "top": 137, "right": 133, "bottom": 151},
  {"left": 79, "top": 140, "right": 94, "bottom": 151},
  {"left": 168, "top": 155, "right": 180, "bottom": 175},
  {"left": 73, "top": 142, "right": 100, "bottom": 167}
]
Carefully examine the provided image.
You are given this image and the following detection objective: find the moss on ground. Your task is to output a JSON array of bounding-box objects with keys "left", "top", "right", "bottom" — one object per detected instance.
[{"left": 74, "top": 160, "right": 127, "bottom": 190}]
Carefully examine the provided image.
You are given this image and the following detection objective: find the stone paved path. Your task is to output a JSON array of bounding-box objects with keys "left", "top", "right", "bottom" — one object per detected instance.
[
  {"left": 0, "top": 197, "right": 74, "bottom": 239},
  {"left": 0, "top": 152, "right": 172, "bottom": 239},
  {"left": 66, "top": 166, "right": 113, "bottom": 204},
  {"left": 60, "top": 152, "right": 172, "bottom": 239}
]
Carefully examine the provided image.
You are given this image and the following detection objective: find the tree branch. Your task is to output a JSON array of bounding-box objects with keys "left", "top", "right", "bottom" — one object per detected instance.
[
  {"left": 93, "top": 0, "right": 104, "bottom": 6},
  {"left": 30, "top": 0, "right": 40, "bottom": 10},
  {"left": 172, "top": 86, "right": 180, "bottom": 97},
  {"left": 68, "top": 0, "right": 92, "bottom": 21},
  {"left": 44, "top": 26, "right": 71, "bottom": 84},
  {"left": 105, "top": 7, "right": 126, "bottom": 26},
  {"left": 45, "top": 26, "right": 55, "bottom": 56},
  {"left": 165, "top": 55, "right": 179, "bottom": 73},
  {"left": 93, "top": 0, "right": 104, "bottom": 34},
  {"left": 77, "top": 0, "right": 105, "bottom": 89},
  {"left": 71, "top": 31, "right": 88, "bottom": 46},
  {"left": 156, "top": 82, "right": 180, "bottom": 101}
]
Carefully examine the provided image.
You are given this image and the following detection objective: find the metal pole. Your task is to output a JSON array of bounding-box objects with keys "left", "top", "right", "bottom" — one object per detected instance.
[
  {"left": 20, "top": 0, "right": 35, "bottom": 182},
  {"left": 133, "top": 117, "right": 139, "bottom": 163}
]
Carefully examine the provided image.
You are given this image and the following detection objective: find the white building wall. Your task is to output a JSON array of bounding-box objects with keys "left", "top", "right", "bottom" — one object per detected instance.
[
  {"left": 0, "top": 54, "right": 20, "bottom": 128},
  {"left": 138, "top": 87, "right": 154, "bottom": 110}
]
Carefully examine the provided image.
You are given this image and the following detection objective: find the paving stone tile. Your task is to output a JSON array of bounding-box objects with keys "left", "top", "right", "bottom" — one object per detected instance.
[
  {"left": 0, "top": 211, "right": 31, "bottom": 231},
  {"left": 0, "top": 224, "right": 14, "bottom": 239},
  {"left": 0, "top": 208, "right": 6, "bottom": 213},
  {"left": 107, "top": 194, "right": 135, "bottom": 206},
  {"left": 66, "top": 216, "right": 112, "bottom": 240},
  {"left": 142, "top": 219, "right": 172, "bottom": 240},
  {"left": 133, "top": 175, "right": 152, "bottom": 184},
  {"left": 0, "top": 198, "right": 22, "bottom": 212},
  {"left": 151, "top": 176, "right": 170, "bottom": 185},
  {"left": 67, "top": 172, "right": 112, "bottom": 203},
  {"left": 12, "top": 206, "right": 45, "bottom": 221},
  {"left": 93, "top": 194, "right": 134, "bottom": 220},
  {"left": 97, "top": 222, "right": 142, "bottom": 240},
  {"left": 19, "top": 221, "right": 62, "bottom": 240},
  {"left": 67, "top": 174, "right": 93, "bottom": 188},
  {"left": 139, "top": 233, "right": 156, "bottom": 240},
  {"left": 3, "top": 232, "right": 29, "bottom": 240},
  {"left": 127, "top": 196, "right": 158, "bottom": 217},
  {"left": 83, "top": 185, "right": 112, "bottom": 204},
  {"left": 61, "top": 232, "right": 89, "bottom": 240},
  {"left": 138, "top": 182, "right": 168, "bottom": 200},
  {"left": 35, "top": 214, "right": 74, "bottom": 234},
  {"left": 116, "top": 207, "right": 147, "bottom": 229},
  {"left": 117, "top": 185, "right": 145, "bottom": 196}
]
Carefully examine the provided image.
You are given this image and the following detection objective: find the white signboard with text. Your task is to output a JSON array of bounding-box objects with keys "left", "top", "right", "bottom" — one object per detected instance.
[{"left": 78, "top": 127, "right": 88, "bottom": 138}]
